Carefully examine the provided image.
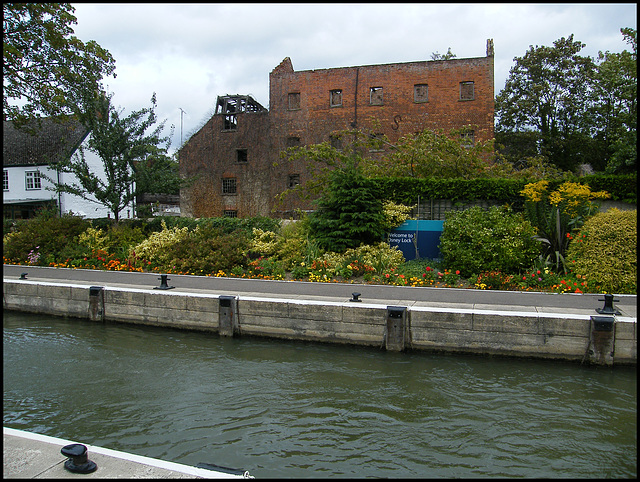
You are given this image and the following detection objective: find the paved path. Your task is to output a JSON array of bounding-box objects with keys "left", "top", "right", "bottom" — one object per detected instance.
[
  {"left": 3, "top": 427, "right": 251, "bottom": 479},
  {"left": 3, "top": 265, "right": 636, "bottom": 318}
]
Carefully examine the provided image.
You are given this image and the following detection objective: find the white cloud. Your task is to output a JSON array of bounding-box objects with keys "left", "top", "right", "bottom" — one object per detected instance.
[{"left": 70, "top": 3, "right": 637, "bottom": 153}]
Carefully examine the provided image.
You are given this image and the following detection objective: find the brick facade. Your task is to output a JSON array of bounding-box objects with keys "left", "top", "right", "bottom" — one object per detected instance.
[{"left": 179, "top": 42, "right": 494, "bottom": 218}]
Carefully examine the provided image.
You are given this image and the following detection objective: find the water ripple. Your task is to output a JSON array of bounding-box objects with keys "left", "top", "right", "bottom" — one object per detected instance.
[{"left": 4, "top": 311, "right": 637, "bottom": 478}]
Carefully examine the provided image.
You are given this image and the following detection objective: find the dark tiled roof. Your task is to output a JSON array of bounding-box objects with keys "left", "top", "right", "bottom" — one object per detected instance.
[{"left": 3, "top": 118, "right": 89, "bottom": 167}]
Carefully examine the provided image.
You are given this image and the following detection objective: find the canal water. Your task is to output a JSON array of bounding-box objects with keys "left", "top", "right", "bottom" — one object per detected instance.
[{"left": 3, "top": 310, "right": 637, "bottom": 478}]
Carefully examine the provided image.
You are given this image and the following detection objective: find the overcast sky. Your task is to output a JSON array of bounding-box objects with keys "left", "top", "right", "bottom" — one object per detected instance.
[{"left": 71, "top": 3, "right": 637, "bottom": 153}]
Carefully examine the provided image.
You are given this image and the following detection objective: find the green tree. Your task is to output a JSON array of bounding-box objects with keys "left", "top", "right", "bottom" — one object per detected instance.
[
  {"left": 362, "top": 126, "right": 494, "bottom": 179},
  {"left": 3, "top": 3, "right": 116, "bottom": 127},
  {"left": 43, "top": 91, "right": 176, "bottom": 222},
  {"left": 594, "top": 27, "right": 637, "bottom": 173},
  {"left": 495, "top": 35, "right": 599, "bottom": 172},
  {"left": 308, "top": 161, "right": 387, "bottom": 253}
]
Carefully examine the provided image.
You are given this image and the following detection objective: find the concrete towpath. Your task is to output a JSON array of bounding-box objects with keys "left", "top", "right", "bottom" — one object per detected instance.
[
  {"left": 2, "top": 265, "right": 636, "bottom": 319},
  {"left": 3, "top": 427, "right": 252, "bottom": 479}
]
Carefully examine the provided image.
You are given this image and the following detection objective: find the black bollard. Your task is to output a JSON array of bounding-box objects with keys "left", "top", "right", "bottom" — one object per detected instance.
[
  {"left": 61, "top": 443, "right": 97, "bottom": 474},
  {"left": 154, "top": 274, "right": 175, "bottom": 290},
  {"left": 596, "top": 293, "right": 620, "bottom": 315},
  {"left": 19, "top": 273, "right": 27, "bottom": 279},
  {"left": 350, "top": 292, "right": 362, "bottom": 302}
]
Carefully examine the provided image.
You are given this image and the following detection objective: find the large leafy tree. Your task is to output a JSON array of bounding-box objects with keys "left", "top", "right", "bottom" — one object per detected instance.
[
  {"left": 3, "top": 3, "right": 116, "bottom": 127},
  {"left": 495, "top": 35, "right": 599, "bottom": 171},
  {"left": 496, "top": 30, "right": 637, "bottom": 173},
  {"left": 593, "top": 27, "right": 637, "bottom": 173},
  {"left": 43, "top": 91, "right": 177, "bottom": 222},
  {"left": 362, "top": 126, "right": 495, "bottom": 179}
]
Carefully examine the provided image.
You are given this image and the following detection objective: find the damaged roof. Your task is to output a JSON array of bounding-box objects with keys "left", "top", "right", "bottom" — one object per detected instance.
[{"left": 215, "top": 94, "right": 267, "bottom": 114}]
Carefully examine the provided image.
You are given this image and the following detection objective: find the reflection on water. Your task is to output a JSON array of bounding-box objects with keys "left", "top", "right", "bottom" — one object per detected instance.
[{"left": 3, "top": 310, "right": 637, "bottom": 478}]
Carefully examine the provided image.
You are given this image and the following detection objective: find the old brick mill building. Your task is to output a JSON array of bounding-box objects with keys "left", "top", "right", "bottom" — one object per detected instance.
[{"left": 178, "top": 40, "right": 495, "bottom": 218}]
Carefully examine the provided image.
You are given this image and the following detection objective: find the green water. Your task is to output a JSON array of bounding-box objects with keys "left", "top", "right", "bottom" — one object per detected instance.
[{"left": 3, "top": 310, "right": 636, "bottom": 478}]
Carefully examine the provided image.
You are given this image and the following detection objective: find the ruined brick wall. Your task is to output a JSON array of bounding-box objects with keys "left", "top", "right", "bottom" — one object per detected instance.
[
  {"left": 268, "top": 54, "right": 494, "bottom": 214},
  {"left": 269, "top": 55, "right": 494, "bottom": 146},
  {"left": 179, "top": 112, "right": 271, "bottom": 218},
  {"left": 180, "top": 49, "right": 494, "bottom": 218}
]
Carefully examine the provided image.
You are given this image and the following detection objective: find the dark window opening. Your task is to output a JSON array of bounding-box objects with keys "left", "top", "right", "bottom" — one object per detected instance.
[
  {"left": 222, "top": 178, "right": 237, "bottom": 195},
  {"left": 224, "top": 210, "right": 237, "bottom": 218},
  {"left": 288, "top": 92, "right": 301, "bottom": 110},
  {"left": 223, "top": 114, "right": 237, "bottom": 130},
  {"left": 370, "top": 87, "right": 383, "bottom": 105},
  {"left": 460, "top": 81, "right": 475, "bottom": 101},
  {"left": 236, "top": 149, "right": 248, "bottom": 163},
  {"left": 288, "top": 174, "right": 300, "bottom": 188},
  {"left": 286, "top": 136, "right": 301, "bottom": 148},
  {"left": 330, "top": 89, "right": 343, "bottom": 107},
  {"left": 460, "top": 130, "right": 475, "bottom": 148},
  {"left": 414, "top": 84, "right": 428, "bottom": 103}
]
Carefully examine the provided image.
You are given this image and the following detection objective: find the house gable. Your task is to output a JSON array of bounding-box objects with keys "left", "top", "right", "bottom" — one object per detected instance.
[{"left": 3, "top": 118, "right": 89, "bottom": 168}]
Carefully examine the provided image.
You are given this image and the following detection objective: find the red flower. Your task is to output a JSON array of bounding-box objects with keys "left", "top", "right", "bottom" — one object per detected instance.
[{"left": 455, "top": 270, "right": 460, "bottom": 275}]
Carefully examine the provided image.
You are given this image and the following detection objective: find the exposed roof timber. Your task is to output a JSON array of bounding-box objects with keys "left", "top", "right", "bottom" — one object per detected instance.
[{"left": 215, "top": 95, "right": 267, "bottom": 115}]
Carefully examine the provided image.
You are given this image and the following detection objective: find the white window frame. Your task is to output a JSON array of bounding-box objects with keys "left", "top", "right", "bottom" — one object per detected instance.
[
  {"left": 25, "top": 170, "right": 42, "bottom": 190},
  {"left": 3, "top": 170, "right": 8, "bottom": 191}
]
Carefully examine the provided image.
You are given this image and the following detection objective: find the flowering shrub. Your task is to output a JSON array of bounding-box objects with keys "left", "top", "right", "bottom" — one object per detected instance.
[
  {"left": 382, "top": 200, "right": 414, "bottom": 229},
  {"left": 49, "top": 249, "right": 144, "bottom": 273},
  {"left": 248, "top": 228, "right": 279, "bottom": 257},
  {"left": 421, "top": 266, "right": 463, "bottom": 287},
  {"left": 78, "top": 227, "right": 109, "bottom": 251},
  {"left": 246, "top": 256, "right": 285, "bottom": 280},
  {"left": 27, "top": 246, "right": 41, "bottom": 265},
  {"left": 520, "top": 180, "right": 609, "bottom": 272},
  {"left": 161, "top": 226, "right": 250, "bottom": 275},
  {"left": 3, "top": 211, "right": 89, "bottom": 264},
  {"left": 130, "top": 220, "right": 191, "bottom": 265},
  {"left": 474, "top": 271, "right": 518, "bottom": 291}
]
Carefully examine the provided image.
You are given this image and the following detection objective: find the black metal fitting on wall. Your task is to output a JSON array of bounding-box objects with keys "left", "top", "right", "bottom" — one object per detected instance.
[
  {"left": 61, "top": 443, "right": 97, "bottom": 474},
  {"left": 219, "top": 295, "right": 239, "bottom": 337},
  {"left": 88, "top": 286, "right": 104, "bottom": 322},
  {"left": 385, "top": 306, "right": 407, "bottom": 352}
]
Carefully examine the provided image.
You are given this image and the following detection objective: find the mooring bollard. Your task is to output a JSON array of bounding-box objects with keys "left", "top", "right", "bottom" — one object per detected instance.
[
  {"left": 61, "top": 443, "right": 97, "bottom": 474},
  {"left": 155, "top": 274, "right": 174, "bottom": 290},
  {"left": 350, "top": 292, "right": 362, "bottom": 302},
  {"left": 19, "top": 272, "right": 27, "bottom": 279},
  {"left": 596, "top": 293, "right": 621, "bottom": 315}
]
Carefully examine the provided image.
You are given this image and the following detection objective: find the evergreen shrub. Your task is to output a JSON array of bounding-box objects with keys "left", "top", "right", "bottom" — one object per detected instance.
[
  {"left": 308, "top": 167, "right": 386, "bottom": 252},
  {"left": 439, "top": 206, "right": 541, "bottom": 277},
  {"left": 566, "top": 208, "right": 637, "bottom": 294}
]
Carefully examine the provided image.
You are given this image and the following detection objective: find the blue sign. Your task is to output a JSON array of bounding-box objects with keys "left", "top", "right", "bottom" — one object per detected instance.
[{"left": 388, "top": 220, "right": 444, "bottom": 261}]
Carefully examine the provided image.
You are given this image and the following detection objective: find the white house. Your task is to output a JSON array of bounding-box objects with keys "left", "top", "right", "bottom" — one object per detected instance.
[{"left": 3, "top": 118, "right": 135, "bottom": 220}]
